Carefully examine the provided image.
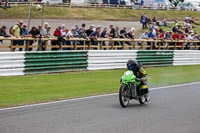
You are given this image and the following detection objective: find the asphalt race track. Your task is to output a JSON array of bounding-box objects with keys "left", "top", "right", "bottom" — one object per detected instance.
[{"left": 0, "top": 83, "right": 200, "bottom": 133}]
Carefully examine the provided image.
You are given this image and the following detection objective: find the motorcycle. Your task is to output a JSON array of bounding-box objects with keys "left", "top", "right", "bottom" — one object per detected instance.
[{"left": 119, "top": 70, "right": 148, "bottom": 108}]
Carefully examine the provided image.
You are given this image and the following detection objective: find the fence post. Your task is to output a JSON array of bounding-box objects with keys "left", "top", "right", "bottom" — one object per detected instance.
[
  {"left": 174, "top": 42, "right": 177, "bottom": 50},
  {"left": 111, "top": 41, "right": 114, "bottom": 49},
  {"left": 74, "top": 41, "right": 77, "bottom": 50},
  {"left": 150, "top": 42, "right": 153, "bottom": 50},
  {"left": 100, "top": 41, "right": 103, "bottom": 50},
  {"left": 26, "top": 40, "right": 30, "bottom": 51},
  {"left": 45, "top": 40, "right": 48, "bottom": 51},
  {"left": 60, "top": 41, "right": 63, "bottom": 50},
  {"left": 10, "top": 40, "right": 14, "bottom": 52},
  {"left": 122, "top": 41, "right": 125, "bottom": 50},
  {"left": 89, "top": 41, "right": 92, "bottom": 50},
  {"left": 141, "top": 41, "right": 144, "bottom": 50}
]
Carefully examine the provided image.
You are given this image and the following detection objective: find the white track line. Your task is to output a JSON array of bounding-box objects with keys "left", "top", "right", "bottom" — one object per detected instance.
[{"left": 0, "top": 82, "right": 200, "bottom": 112}]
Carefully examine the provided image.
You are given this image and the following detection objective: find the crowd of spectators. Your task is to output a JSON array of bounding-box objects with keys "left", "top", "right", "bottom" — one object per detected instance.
[
  {"left": 0, "top": 16, "right": 200, "bottom": 51},
  {"left": 140, "top": 13, "right": 200, "bottom": 50},
  {"left": 0, "top": 20, "right": 137, "bottom": 51}
]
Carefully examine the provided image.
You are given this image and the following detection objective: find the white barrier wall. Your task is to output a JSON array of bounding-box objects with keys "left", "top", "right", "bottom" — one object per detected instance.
[
  {"left": 87, "top": 50, "right": 138, "bottom": 70},
  {"left": 0, "top": 52, "right": 25, "bottom": 76},
  {"left": 173, "top": 50, "right": 200, "bottom": 66}
]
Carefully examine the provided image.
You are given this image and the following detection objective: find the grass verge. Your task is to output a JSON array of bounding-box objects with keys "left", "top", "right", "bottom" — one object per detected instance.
[
  {"left": 0, "top": 65, "right": 200, "bottom": 108},
  {"left": 1, "top": 6, "right": 200, "bottom": 21}
]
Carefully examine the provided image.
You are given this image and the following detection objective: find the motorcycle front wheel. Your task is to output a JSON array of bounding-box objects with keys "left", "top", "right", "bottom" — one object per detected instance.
[{"left": 119, "top": 84, "right": 130, "bottom": 108}]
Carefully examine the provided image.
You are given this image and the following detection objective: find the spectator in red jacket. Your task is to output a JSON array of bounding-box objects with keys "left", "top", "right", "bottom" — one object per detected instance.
[{"left": 52, "top": 26, "right": 62, "bottom": 50}]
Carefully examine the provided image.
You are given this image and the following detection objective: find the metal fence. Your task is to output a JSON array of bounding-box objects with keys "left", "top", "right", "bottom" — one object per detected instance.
[
  {"left": 0, "top": 37, "right": 200, "bottom": 51},
  {"left": 0, "top": 2, "right": 175, "bottom": 10}
]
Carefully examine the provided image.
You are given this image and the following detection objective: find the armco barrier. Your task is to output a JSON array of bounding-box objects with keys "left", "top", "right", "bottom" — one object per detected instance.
[
  {"left": 0, "top": 52, "right": 25, "bottom": 76},
  {"left": 137, "top": 50, "right": 174, "bottom": 67},
  {"left": 173, "top": 50, "right": 200, "bottom": 66},
  {"left": 0, "top": 50, "right": 200, "bottom": 76},
  {"left": 87, "top": 50, "right": 137, "bottom": 70},
  {"left": 24, "top": 51, "right": 88, "bottom": 75}
]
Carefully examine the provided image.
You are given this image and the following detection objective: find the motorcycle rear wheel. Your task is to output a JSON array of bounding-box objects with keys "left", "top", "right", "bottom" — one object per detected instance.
[{"left": 119, "top": 84, "right": 130, "bottom": 108}]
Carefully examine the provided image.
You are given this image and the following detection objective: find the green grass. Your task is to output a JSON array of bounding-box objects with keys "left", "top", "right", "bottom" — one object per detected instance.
[
  {"left": 0, "top": 65, "right": 200, "bottom": 108},
  {"left": 159, "top": 23, "right": 200, "bottom": 33},
  {"left": 1, "top": 6, "right": 200, "bottom": 21}
]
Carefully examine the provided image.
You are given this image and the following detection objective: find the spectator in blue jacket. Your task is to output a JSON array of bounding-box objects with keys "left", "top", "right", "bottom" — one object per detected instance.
[{"left": 147, "top": 29, "right": 156, "bottom": 49}]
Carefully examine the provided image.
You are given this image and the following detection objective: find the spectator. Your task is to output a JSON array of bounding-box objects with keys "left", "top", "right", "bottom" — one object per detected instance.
[
  {"left": 60, "top": 24, "right": 66, "bottom": 36},
  {"left": 138, "top": 31, "right": 148, "bottom": 46},
  {"left": 65, "top": 27, "right": 75, "bottom": 50},
  {"left": 73, "top": 25, "right": 79, "bottom": 38},
  {"left": 140, "top": 0, "right": 144, "bottom": 6},
  {"left": 28, "top": 26, "right": 40, "bottom": 51},
  {"left": 152, "top": 17, "right": 160, "bottom": 26},
  {"left": 0, "top": 25, "right": 11, "bottom": 44},
  {"left": 41, "top": 25, "right": 52, "bottom": 51},
  {"left": 78, "top": 23, "right": 86, "bottom": 34},
  {"left": 162, "top": 19, "right": 171, "bottom": 28},
  {"left": 120, "top": 27, "right": 127, "bottom": 39},
  {"left": 10, "top": 20, "right": 23, "bottom": 51},
  {"left": 52, "top": 26, "right": 62, "bottom": 51},
  {"left": 43, "top": 22, "right": 49, "bottom": 30},
  {"left": 101, "top": 28, "right": 109, "bottom": 50},
  {"left": 19, "top": 23, "right": 31, "bottom": 51},
  {"left": 147, "top": 29, "right": 156, "bottom": 49},
  {"left": 126, "top": 29, "right": 134, "bottom": 49},
  {"left": 86, "top": 25, "right": 94, "bottom": 37},
  {"left": 140, "top": 13, "right": 147, "bottom": 29},
  {"left": 79, "top": 28, "right": 88, "bottom": 50},
  {"left": 89, "top": 27, "right": 100, "bottom": 49},
  {"left": 108, "top": 25, "right": 116, "bottom": 38},
  {"left": 0, "top": 25, "right": 10, "bottom": 37}
]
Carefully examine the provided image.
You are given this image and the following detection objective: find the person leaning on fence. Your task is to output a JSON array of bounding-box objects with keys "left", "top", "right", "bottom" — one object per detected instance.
[
  {"left": 28, "top": 26, "right": 40, "bottom": 51},
  {"left": 0, "top": 25, "right": 11, "bottom": 43},
  {"left": 138, "top": 31, "right": 148, "bottom": 47},
  {"left": 147, "top": 29, "right": 156, "bottom": 50},
  {"left": 79, "top": 28, "right": 89, "bottom": 50},
  {"left": 41, "top": 25, "right": 52, "bottom": 51},
  {"left": 101, "top": 28, "right": 109, "bottom": 50},
  {"left": 89, "top": 27, "right": 100, "bottom": 50},
  {"left": 19, "top": 23, "right": 32, "bottom": 51},
  {"left": 52, "top": 26, "right": 62, "bottom": 51},
  {"left": 126, "top": 29, "right": 135, "bottom": 49},
  {"left": 10, "top": 20, "right": 23, "bottom": 51}
]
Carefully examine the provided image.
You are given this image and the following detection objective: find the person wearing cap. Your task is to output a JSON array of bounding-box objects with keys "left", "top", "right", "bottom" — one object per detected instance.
[
  {"left": 147, "top": 29, "right": 156, "bottom": 50},
  {"left": 101, "top": 28, "right": 109, "bottom": 50},
  {"left": 74, "top": 25, "right": 79, "bottom": 37}
]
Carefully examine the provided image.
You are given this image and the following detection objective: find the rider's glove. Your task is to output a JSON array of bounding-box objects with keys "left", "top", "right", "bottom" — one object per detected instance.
[
  {"left": 135, "top": 78, "right": 141, "bottom": 82},
  {"left": 120, "top": 79, "right": 122, "bottom": 83}
]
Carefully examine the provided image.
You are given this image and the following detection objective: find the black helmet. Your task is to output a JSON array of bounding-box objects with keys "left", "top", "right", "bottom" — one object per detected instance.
[{"left": 127, "top": 59, "right": 138, "bottom": 71}]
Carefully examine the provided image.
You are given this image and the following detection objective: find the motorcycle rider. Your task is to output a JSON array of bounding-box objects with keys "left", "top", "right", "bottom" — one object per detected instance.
[{"left": 127, "top": 59, "right": 150, "bottom": 102}]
